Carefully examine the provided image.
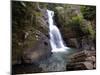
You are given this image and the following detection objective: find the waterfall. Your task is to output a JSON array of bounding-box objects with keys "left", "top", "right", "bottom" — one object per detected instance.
[{"left": 47, "top": 10, "right": 69, "bottom": 52}]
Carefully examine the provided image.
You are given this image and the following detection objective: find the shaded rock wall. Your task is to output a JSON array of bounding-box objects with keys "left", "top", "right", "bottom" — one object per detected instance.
[
  {"left": 12, "top": 2, "right": 96, "bottom": 65},
  {"left": 12, "top": 1, "right": 51, "bottom": 64},
  {"left": 54, "top": 5, "right": 96, "bottom": 50}
]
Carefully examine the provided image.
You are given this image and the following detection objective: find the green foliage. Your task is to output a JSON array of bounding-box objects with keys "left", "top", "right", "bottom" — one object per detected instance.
[
  {"left": 71, "top": 15, "right": 95, "bottom": 38},
  {"left": 81, "top": 6, "right": 96, "bottom": 21},
  {"left": 12, "top": 1, "right": 96, "bottom": 63},
  {"left": 12, "top": 1, "right": 44, "bottom": 62},
  {"left": 68, "top": 15, "right": 84, "bottom": 37},
  {"left": 86, "top": 23, "right": 95, "bottom": 39},
  {"left": 71, "top": 15, "right": 83, "bottom": 24}
]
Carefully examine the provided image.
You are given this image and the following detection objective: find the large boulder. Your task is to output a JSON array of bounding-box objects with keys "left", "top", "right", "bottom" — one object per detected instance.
[
  {"left": 66, "top": 61, "right": 94, "bottom": 71},
  {"left": 23, "top": 29, "right": 51, "bottom": 63},
  {"left": 66, "top": 50, "right": 96, "bottom": 70}
]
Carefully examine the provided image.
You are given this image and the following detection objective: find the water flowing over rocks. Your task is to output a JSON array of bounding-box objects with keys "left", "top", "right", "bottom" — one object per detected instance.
[
  {"left": 39, "top": 52, "right": 67, "bottom": 72},
  {"left": 54, "top": 6, "right": 96, "bottom": 50},
  {"left": 47, "top": 9, "right": 69, "bottom": 52},
  {"left": 12, "top": 2, "right": 96, "bottom": 74}
]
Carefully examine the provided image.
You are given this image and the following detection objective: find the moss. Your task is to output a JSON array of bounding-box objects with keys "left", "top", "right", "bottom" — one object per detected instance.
[
  {"left": 24, "top": 30, "right": 37, "bottom": 49},
  {"left": 80, "top": 20, "right": 95, "bottom": 39},
  {"left": 12, "top": 1, "right": 49, "bottom": 64},
  {"left": 87, "top": 23, "right": 95, "bottom": 39},
  {"left": 72, "top": 15, "right": 83, "bottom": 23},
  {"left": 81, "top": 6, "right": 96, "bottom": 21}
]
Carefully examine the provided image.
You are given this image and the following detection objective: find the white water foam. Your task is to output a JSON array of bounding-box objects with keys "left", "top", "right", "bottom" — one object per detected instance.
[{"left": 47, "top": 10, "right": 69, "bottom": 52}]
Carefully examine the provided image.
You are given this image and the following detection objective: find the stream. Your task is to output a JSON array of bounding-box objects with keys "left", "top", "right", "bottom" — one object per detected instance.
[
  {"left": 12, "top": 10, "right": 80, "bottom": 74},
  {"left": 12, "top": 48, "right": 79, "bottom": 74}
]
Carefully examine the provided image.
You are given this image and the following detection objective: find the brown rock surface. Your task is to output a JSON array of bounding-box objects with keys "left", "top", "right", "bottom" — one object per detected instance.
[{"left": 66, "top": 50, "right": 96, "bottom": 70}]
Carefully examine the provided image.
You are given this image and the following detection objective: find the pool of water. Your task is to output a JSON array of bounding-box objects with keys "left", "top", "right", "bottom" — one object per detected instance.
[{"left": 12, "top": 48, "right": 79, "bottom": 74}]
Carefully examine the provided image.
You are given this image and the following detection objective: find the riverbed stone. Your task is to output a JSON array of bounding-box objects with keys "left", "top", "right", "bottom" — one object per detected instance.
[{"left": 66, "top": 50, "right": 96, "bottom": 70}]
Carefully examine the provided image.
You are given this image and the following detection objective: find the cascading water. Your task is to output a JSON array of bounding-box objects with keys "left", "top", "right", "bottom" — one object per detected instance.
[
  {"left": 47, "top": 10, "right": 68, "bottom": 52},
  {"left": 39, "top": 10, "right": 71, "bottom": 72}
]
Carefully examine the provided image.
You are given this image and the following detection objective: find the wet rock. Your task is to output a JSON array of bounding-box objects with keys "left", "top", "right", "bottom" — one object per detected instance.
[
  {"left": 66, "top": 50, "right": 96, "bottom": 70},
  {"left": 69, "top": 50, "right": 96, "bottom": 62},
  {"left": 83, "top": 62, "right": 94, "bottom": 69},
  {"left": 66, "top": 61, "right": 94, "bottom": 71},
  {"left": 85, "top": 56, "right": 96, "bottom": 62}
]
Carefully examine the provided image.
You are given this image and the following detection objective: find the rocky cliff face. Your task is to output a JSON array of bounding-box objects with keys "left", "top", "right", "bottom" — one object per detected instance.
[
  {"left": 12, "top": 2, "right": 51, "bottom": 64},
  {"left": 12, "top": 2, "right": 96, "bottom": 74},
  {"left": 54, "top": 5, "right": 96, "bottom": 50}
]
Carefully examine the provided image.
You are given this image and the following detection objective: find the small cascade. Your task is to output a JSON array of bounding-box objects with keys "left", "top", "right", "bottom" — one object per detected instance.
[{"left": 47, "top": 10, "right": 69, "bottom": 52}]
